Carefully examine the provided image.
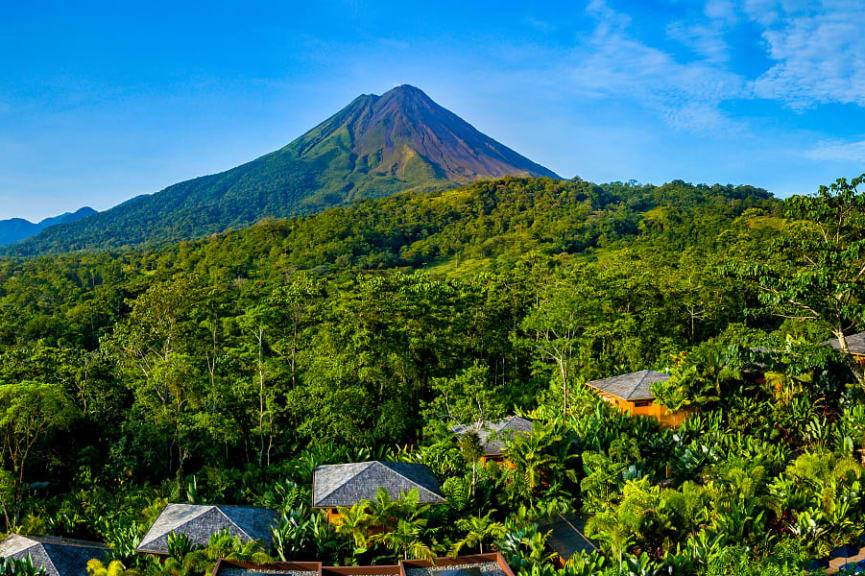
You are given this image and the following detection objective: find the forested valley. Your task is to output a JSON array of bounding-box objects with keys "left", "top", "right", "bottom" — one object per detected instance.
[{"left": 1, "top": 175, "right": 864, "bottom": 576}]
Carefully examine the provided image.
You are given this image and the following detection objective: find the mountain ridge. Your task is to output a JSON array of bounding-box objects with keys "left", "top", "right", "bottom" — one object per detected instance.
[
  {"left": 7, "top": 85, "right": 557, "bottom": 255},
  {"left": 0, "top": 207, "right": 97, "bottom": 246}
]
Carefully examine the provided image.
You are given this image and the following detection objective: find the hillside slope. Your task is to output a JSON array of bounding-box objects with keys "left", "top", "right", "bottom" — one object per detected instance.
[
  {"left": 0, "top": 207, "right": 96, "bottom": 246},
  {"left": 9, "top": 85, "right": 556, "bottom": 255}
]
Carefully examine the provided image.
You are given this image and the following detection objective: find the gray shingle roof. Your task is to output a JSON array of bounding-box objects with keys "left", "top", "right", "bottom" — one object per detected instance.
[
  {"left": 312, "top": 461, "right": 446, "bottom": 508},
  {"left": 0, "top": 534, "right": 108, "bottom": 576},
  {"left": 585, "top": 369, "right": 668, "bottom": 402},
  {"left": 538, "top": 514, "right": 598, "bottom": 562},
  {"left": 136, "top": 504, "right": 278, "bottom": 554},
  {"left": 451, "top": 416, "right": 533, "bottom": 455},
  {"left": 825, "top": 332, "right": 865, "bottom": 355}
]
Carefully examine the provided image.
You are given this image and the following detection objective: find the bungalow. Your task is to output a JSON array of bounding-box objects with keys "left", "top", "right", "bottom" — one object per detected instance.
[
  {"left": 136, "top": 503, "right": 279, "bottom": 555},
  {"left": 585, "top": 369, "right": 689, "bottom": 427},
  {"left": 213, "top": 554, "right": 514, "bottom": 576},
  {"left": 0, "top": 534, "right": 109, "bottom": 576},
  {"left": 312, "top": 461, "right": 446, "bottom": 522},
  {"left": 451, "top": 416, "right": 533, "bottom": 465},
  {"left": 824, "top": 331, "right": 865, "bottom": 367},
  {"left": 537, "top": 514, "right": 597, "bottom": 566}
]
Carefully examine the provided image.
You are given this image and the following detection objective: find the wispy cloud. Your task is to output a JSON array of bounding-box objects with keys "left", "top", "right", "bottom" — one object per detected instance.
[
  {"left": 571, "top": 0, "right": 745, "bottom": 133},
  {"left": 563, "top": 0, "right": 865, "bottom": 133},
  {"left": 807, "top": 138, "right": 865, "bottom": 162},
  {"left": 745, "top": 0, "right": 865, "bottom": 110}
]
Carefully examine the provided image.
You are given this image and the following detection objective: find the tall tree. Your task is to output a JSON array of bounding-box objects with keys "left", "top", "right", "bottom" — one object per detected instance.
[
  {"left": 735, "top": 175, "right": 865, "bottom": 386},
  {"left": 0, "top": 381, "right": 76, "bottom": 527}
]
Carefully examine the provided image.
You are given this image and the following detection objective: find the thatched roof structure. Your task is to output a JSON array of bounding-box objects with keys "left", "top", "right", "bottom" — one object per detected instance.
[
  {"left": 137, "top": 503, "right": 278, "bottom": 555},
  {"left": 585, "top": 369, "right": 668, "bottom": 402},
  {"left": 451, "top": 416, "right": 533, "bottom": 455},
  {"left": 0, "top": 534, "right": 108, "bottom": 576},
  {"left": 312, "top": 461, "right": 445, "bottom": 508}
]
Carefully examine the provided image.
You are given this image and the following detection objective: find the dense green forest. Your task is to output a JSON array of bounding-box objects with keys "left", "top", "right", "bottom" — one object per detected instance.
[{"left": 1, "top": 175, "right": 864, "bottom": 575}]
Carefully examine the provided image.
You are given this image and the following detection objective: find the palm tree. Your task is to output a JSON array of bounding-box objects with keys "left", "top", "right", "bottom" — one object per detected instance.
[
  {"left": 587, "top": 510, "right": 634, "bottom": 570},
  {"left": 450, "top": 511, "right": 505, "bottom": 555},
  {"left": 333, "top": 503, "right": 372, "bottom": 551},
  {"left": 375, "top": 518, "right": 433, "bottom": 561},
  {"left": 86, "top": 559, "right": 133, "bottom": 576},
  {"left": 508, "top": 425, "right": 556, "bottom": 507}
]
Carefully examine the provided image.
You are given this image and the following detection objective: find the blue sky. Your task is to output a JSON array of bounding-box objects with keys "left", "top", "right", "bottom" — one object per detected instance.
[{"left": 1, "top": 0, "right": 864, "bottom": 221}]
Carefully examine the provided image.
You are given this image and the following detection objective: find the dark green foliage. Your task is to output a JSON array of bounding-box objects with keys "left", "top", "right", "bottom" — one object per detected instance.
[{"left": 0, "top": 174, "right": 859, "bottom": 576}]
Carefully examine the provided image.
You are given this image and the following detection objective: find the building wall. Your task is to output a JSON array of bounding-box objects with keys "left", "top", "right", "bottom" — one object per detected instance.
[{"left": 598, "top": 392, "right": 690, "bottom": 427}]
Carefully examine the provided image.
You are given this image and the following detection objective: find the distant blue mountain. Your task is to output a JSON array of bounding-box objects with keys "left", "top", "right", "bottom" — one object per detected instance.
[{"left": 0, "top": 207, "right": 97, "bottom": 246}]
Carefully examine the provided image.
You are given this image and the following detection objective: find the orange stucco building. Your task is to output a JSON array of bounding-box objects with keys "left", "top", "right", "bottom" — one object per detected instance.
[{"left": 585, "top": 369, "right": 691, "bottom": 427}]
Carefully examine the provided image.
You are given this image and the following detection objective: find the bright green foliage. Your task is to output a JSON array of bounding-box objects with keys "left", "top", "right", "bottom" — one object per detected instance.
[
  {"left": 0, "top": 175, "right": 860, "bottom": 575},
  {"left": 0, "top": 555, "right": 48, "bottom": 576},
  {"left": 733, "top": 175, "right": 865, "bottom": 386}
]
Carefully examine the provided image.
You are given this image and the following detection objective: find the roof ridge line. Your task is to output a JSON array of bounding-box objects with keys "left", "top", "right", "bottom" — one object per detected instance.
[
  {"left": 626, "top": 369, "right": 650, "bottom": 400},
  {"left": 139, "top": 504, "right": 214, "bottom": 547},
  {"left": 317, "top": 461, "right": 374, "bottom": 505},
  {"left": 34, "top": 543, "right": 60, "bottom": 576},
  {"left": 378, "top": 462, "right": 441, "bottom": 501},
  {"left": 214, "top": 506, "right": 247, "bottom": 539},
  {"left": 557, "top": 514, "right": 597, "bottom": 551}
]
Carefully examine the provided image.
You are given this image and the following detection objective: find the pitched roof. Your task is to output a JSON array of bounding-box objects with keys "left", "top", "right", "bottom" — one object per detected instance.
[
  {"left": 312, "top": 461, "right": 446, "bottom": 508},
  {"left": 136, "top": 503, "right": 279, "bottom": 554},
  {"left": 538, "top": 514, "right": 598, "bottom": 563},
  {"left": 585, "top": 369, "right": 668, "bottom": 402},
  {"left": 824, "top": 332, "right": 865, "bottom": 355},
  {"left": 451, "top": 416, "right": 533, "bottom": 455},
  {"left": 0, "top": 534, "right": 108, "bottom": 576}
]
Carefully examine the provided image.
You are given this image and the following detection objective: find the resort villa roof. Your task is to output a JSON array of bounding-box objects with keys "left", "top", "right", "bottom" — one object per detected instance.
[
  {"left": 824, "top": 331, "right": 865, "bottom": 355},
  {"left": 538, "top": 514, "right": 598, "bottom": 563},
  {"left": 585, "top": 369, "right": 669, "bottom": 402},
  {"left": 0, "top": 534, "right": 108, "bottom": 576},
  {"left": 312, "top": 461, "right": 446, "bottom": 508},
  {"left": 213, "top": 554, "right": 514, "bottom": 576},
  {"left": 451, "top": 416, "right": 533, "bottom": 455},
  {"left": 136, "top": 503, "right": 279, "bottom": 555}
]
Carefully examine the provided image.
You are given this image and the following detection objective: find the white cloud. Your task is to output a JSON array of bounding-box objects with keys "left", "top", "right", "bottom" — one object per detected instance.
[
  {"left": 705, "top": 0, "right": 738, "bottom": 23},
  {"left": 572, "top": 0, "right": 745, "bottom": 133},
  {"left": 666, "top": 21, "right": 729, "bottom": 63},
  {"left": 553, "top": 0, "right": 865, "bottom": 133},
  {"left": 744, "top": 0, "right": 865, "bottom": 109},
  {"left": 807, "top": 138, "right": 865, "bottom": 162}
]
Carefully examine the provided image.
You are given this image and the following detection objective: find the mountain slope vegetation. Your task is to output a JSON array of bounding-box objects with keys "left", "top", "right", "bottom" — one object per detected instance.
[
  {"left": 8, "top": 86, "right": 556, "bottom": 255},
  {"left": 2, "top": 174, "right": 865, "bottom": 576},
  {"left": 0, "top": 207, "right": 96, "bottom": 246}
]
